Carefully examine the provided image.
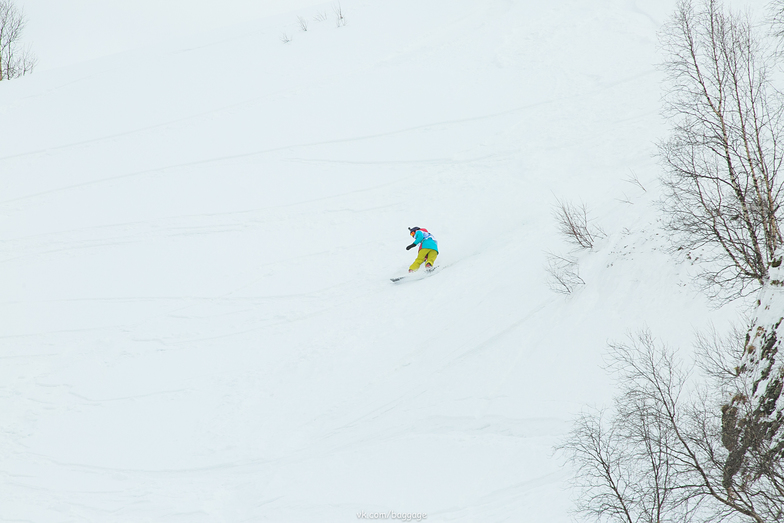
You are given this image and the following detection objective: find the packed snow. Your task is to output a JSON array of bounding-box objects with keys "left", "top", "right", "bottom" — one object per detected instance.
[{"left": 0, "top": 0, "right": 762, "bottom": 521}]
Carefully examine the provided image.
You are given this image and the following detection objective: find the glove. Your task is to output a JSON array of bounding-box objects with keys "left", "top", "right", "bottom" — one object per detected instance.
[{"left": 406, "top": 243, "right": 416, "bottom": 250}]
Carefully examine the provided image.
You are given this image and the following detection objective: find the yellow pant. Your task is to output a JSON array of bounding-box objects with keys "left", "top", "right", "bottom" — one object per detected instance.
[{"left": 409, "top": 248, "right": 438, "bottom": 272}]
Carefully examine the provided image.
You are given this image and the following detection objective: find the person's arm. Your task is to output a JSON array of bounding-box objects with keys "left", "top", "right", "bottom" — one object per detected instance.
[{"left": 406, "top": 230, "right": 423, "bottom": 250}]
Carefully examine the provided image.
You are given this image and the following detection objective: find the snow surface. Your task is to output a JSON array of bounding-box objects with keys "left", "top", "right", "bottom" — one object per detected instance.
[{"left": 0, "top": 0, "right": 761, "bottom": 521}]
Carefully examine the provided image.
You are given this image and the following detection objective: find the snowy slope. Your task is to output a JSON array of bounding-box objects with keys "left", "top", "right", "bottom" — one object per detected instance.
[{"left": 0, "top": 0, "right": 752, "bottom": 521}]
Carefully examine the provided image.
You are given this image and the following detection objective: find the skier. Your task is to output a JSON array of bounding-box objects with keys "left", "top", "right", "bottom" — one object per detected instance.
[{"left": 406, "top": 226, "right": 438, "bottom": 272}]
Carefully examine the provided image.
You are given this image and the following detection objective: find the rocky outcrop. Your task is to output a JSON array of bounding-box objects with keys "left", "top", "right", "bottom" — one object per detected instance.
[{"left": 721, "top": 249, "right": 784, "bottom": 492}]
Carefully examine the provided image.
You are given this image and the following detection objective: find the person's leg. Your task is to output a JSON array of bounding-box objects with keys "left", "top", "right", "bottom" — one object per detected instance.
[
  {"left": 424, "top": 250, "right": 438, "bottom": 268},
  {"left": 409, "top": 249, "right": 429, "bottom": 272}
]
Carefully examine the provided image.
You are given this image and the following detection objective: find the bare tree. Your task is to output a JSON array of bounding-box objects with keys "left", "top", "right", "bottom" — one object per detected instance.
[
  {"left": 563, "top": 410, "right": 640, "bottom": 523},
  {"left": 0, "top": 0, "right": 35, "bottom": 81},
  {"left": 561, "top": 329, "right": 783, "bottom": 523},
  {"left": 562, "top": 334, "right": 705, "bottom": 523},
  {"left": 544, "top": 252, "right": 585, "bottom": 294},
  {"left": 659, "top": 0, "right": 783, "bottom": 299},
  {"left": 554, "top": 199, "right": 603, "bottom": 250},
  {"left": 334, "top": 3, "right": 346, "bottom": 28},
  {"left": 769, "top": 0, "right": 784, "bottom": 49},
  {"left": 624, "top": 170, "right": 647, "bottom": 192}
]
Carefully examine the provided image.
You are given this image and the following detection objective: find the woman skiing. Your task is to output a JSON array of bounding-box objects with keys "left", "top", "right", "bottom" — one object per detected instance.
[{"left": 406, "top": 227, "right": 438, "bottom": 272}]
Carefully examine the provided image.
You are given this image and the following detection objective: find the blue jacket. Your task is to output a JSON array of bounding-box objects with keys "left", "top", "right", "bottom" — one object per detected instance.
[{"left": 413, "top": 229, "right": 439, "bottom": 252}]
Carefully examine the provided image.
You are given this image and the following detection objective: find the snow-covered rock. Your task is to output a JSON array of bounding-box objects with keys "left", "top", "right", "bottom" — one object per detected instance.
[{"left": 723, "top": 248, "right": 784, "bottom": 488}]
